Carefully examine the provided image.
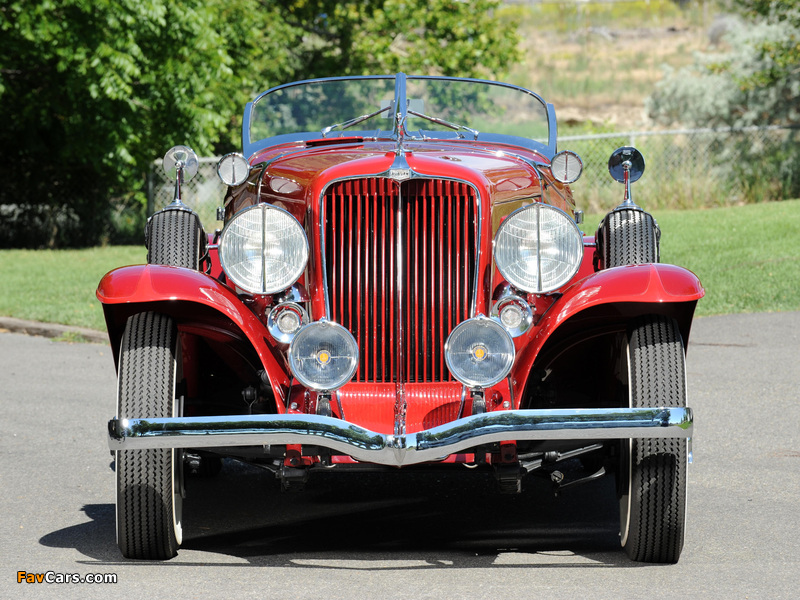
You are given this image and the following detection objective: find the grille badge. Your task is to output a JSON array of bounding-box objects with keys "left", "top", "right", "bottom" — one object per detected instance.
[{"left": 389, "top": 168, "right": 412, "bottom": 181}]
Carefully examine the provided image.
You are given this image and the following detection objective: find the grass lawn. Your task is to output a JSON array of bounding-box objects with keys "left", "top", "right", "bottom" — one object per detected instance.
[
  {"left": 1, "top": 200, "right": 798, "bottom": 331},
  {"left": 0, "top": 246, "right": 145, "bottom": 331},
  {"left": 585, "top": 199, "right": 800, "bottom": 316},
  {"left": 655, "top": 200, "right": 800, "bottom": 315}
]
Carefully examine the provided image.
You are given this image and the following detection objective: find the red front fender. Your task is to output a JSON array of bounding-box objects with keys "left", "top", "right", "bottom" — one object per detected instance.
[
  {"left": 545, "top": 263, "right": 703, "bottom": 330},
  {"left": 511, "top": 263, "right": 704, "bottom": 401},
  {"left": 96, "top": 264, "right": 290, "bottom": 405}
]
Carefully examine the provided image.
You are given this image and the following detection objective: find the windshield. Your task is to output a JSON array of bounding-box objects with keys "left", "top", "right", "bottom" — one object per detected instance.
[{"left": 245, "top": 74, "right": 555, "bottom": 158}]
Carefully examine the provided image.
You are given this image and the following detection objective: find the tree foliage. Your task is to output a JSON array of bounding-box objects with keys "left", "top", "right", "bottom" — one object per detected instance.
[
  {"left": 647, "top": 1, "right": 799, "bottom": 128},
  {"left": 646, "top": 1, "right": 799, "bottom": 201},
  {"left": 0, "top": 0, "right": 519, "bottom": 247}
]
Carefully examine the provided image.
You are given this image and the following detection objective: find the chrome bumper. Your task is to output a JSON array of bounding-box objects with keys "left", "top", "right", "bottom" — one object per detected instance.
[{"left": 108, "top": 407, "right": 692, "bottom": 467}]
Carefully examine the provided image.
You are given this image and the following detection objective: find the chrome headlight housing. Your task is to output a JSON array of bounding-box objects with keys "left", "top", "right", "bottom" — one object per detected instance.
[
  {"left": 289, "top": 320, "right": 359, "bottom": 392},
  {"left": 494, "top": 203, "right": 583, "bottom": 293},
  {"left": 491, "top": 295, "right": 533, "bottom": 338},
  {"left": 267, "top": 302, "right": 309, "bottom": 344},
  {"left": 445, "top": 316, "right": 515, "bottom": 389},
  {"left": 219, "top": 204, "right": 309, "bottom": 295}
]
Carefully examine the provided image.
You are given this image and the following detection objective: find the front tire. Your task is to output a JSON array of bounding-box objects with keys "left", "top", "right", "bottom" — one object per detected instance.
[
  {"left": 596, "top": 208, "right": 659, "bottom": 269},
  {"left": 116, "top": 312, "right": 183, "bottom": 560},
  {"left": 618, "top": 315, "right": 688, "bottom": 563},
  {"left": 146, "top": 208, "right": 204, "bottom": 268}
]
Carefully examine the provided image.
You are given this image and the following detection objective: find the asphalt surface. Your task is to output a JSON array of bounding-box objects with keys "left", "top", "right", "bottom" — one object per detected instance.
[{"left": 1, "top": 312, "right": 799, "bottom": 599}]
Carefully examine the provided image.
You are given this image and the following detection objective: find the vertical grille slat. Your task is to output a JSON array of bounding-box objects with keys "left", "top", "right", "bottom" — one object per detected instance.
[{"left": 325, "top": 178, "right": 476, "bottom": 383}]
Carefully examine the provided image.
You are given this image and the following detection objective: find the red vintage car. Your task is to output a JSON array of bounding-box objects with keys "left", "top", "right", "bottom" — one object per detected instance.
[{"left": 99, "top": 74, "right": 702, "bottom": 562}]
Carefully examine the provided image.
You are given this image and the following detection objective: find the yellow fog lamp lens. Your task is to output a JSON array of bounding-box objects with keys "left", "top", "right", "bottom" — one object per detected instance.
[{"left": 471, "top": 344, "right": 488, "bottom": 361}]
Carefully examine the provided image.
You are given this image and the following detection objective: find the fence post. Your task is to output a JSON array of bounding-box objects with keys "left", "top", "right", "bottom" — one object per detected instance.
[{"left": 146, "top": 164, "right": 154, "bottom": 217}]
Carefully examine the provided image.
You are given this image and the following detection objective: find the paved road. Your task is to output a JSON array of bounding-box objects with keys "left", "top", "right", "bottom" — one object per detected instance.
[{"left": 2, "top": 313, "right": 799, "bottom": 599}]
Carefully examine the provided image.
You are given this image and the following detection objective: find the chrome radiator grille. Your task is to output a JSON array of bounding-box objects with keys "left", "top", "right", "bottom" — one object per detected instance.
[{"left": 324, "top": 178, "right": 477, "bottom": 383}]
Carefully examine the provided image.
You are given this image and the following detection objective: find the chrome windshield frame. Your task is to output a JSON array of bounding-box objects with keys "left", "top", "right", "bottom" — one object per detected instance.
[{"left": 243, "top": 73, "right": 557, "bottom": 159}]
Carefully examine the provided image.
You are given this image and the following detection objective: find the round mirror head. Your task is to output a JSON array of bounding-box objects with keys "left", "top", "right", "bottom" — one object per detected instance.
[
  {"left": 608, "top": 146, "right": 645, "bottom": 184},
  {"left": 551, "top": 150, "right": 583, "bottom": 184},
  {"left": 163, "top": 145, "right": 199, "bottom": 181},
  {"left": 217, "top": 153, "right": 250, "bottom": 187}
]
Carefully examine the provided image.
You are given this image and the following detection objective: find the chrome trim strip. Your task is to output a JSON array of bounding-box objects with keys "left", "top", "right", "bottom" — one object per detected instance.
[
  {"left": 109, "top": 407, "right": 692, "bottom": 467},
  {"left": 395, "top": 175, "right": 406, "bottom": 435},
  {"left": 394, "top": 72, "right": 407, "bottom": 145},
  {"left": 471, "top": 182, "right": 481, "bottom": 318}
]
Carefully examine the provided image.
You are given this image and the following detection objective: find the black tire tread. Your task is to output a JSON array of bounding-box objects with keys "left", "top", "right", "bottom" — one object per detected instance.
[
  {"left": 116, "top": 312, "right": 180, "bottom": 560},
  {"left": 147, "top": 209, "right": 203, "bottom": 268},
  {"left": 599, "top": 208, "right": 659, "bottom": 268},
  {"left": 624, "top": 315, "right": 687, "bottom": 563}
]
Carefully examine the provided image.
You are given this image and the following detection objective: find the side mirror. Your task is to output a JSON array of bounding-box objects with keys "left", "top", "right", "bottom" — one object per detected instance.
[
  {"left": 163, "top": 145, "right": 199, "bottom": 208},
  {"left": 608, "top": 146, "right": 645, "bottom": 209}
]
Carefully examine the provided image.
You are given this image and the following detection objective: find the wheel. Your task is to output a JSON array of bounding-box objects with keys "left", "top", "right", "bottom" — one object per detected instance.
[
  {"left": 597, "top": 208, "right": 659, "bottom": 269},
  {"left": 618, "top": 315, "right": 688, "bottom": 563},
  {"left": 116, "top": 312, "right": 183, "bottom": 559},
  {"left": 146, "top": 208, "right": 204, "bottom": 268}
]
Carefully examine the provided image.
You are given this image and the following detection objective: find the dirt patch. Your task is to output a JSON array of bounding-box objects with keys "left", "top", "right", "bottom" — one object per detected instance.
[{"left": 515, "top": 24, "right": 711, "bottom": 128}]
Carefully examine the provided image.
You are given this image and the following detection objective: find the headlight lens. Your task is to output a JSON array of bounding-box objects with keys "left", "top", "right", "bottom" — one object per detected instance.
[
  {"left": 445, "top": 316, "right": 515, "bottom": 388},
  {"left": 494, "top": 203, "right": 583, "bottom": 293},
  {"left": 219, "top": 204, "right": 308, "bottom": 294},
  {"left": 289, "top": 321, "right": 359, "bottom": 391}
]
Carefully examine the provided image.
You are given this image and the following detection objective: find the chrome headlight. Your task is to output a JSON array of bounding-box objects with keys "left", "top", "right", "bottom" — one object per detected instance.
[
  {"left": 219, "top": 204, "right": 309, "bottom": 294},
  {"left": 494, "top": 203, "right": 583, "bottom": 293},
  {"left": 288, "top": 321, "right": 359, "bottom": 392},
  {"left": 445, "top": 316, "right": 515, "bottom": 389}
]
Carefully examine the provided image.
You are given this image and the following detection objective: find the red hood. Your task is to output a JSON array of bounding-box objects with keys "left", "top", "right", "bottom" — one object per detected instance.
[{"left": 248, "top": 140, "right": 571, "bottom": 219}]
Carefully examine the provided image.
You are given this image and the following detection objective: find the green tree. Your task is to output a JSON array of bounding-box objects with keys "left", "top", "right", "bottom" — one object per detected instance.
[
  {"left": 278, "top": 0, "right": 519, "bottom": 79},
  {"left": 0, "top": 0, "right": 518, "bottom": 248}
]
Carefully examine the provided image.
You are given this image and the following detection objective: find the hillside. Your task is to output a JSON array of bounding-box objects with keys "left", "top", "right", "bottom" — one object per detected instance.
[{"left": 502, "top": 0, "right": 725, "bottom": 132}]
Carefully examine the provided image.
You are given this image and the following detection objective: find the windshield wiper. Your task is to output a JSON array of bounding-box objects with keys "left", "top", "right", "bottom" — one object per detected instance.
[
  {"left": 321, "top": 105, "right": 391, "bottom": 138},
  {"left": 407, "top": 109, "right": 479, "bottom": 140}
]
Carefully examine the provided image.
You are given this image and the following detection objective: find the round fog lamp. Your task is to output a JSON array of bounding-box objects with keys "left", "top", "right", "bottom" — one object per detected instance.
[
  {"left": 217, "top": 153, "right": 250, "bottom": 187},
  {"left": 445, "top": 316, "right": 515, "bottom": 388},
  {"left": 278, "top": 311, "right": 301, "bottom": 333},
  {"left": 289, "top": 320, "right": 359, "bottom": 391}
]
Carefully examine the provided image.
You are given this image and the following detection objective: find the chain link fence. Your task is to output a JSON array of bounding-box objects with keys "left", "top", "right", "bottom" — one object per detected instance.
[
  {"left": 147, "top": 125, "right": 798, "bottom": 227},
  {"left": 147, "top": 157, "right": 228, "bottom": 230},
  {"left": 561, "top": 125, "right": 798, "bottom": 214}
]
